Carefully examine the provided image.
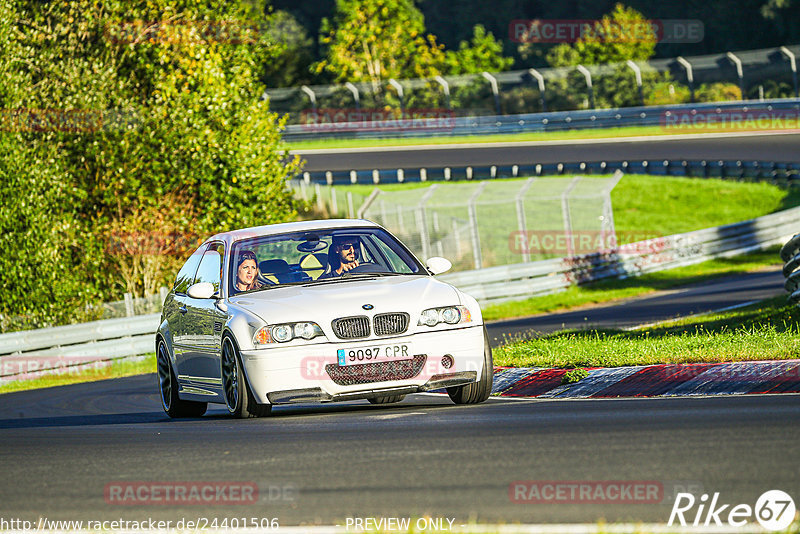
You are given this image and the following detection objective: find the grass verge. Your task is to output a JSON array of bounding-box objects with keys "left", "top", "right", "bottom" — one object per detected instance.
[
  {"left": 288, "top": 124, "right": 796, "bottom": 151},
  {"left": 483, "top": 246, "right": 783, "bottom": 321},
  {"left": 0, "top": 353, "right": 155, "bottom": 394},
  {"left": 494, "top": 295, "right": 799, "bottom": 369}
]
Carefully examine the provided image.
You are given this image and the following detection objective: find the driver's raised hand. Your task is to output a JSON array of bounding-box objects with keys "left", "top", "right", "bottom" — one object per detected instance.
[{"left": 340, "top": 259, "right": 359, "bottom": 272}]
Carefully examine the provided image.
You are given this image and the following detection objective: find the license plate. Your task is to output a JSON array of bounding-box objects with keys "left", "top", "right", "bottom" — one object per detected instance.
[{"left": 337, "top": 343, "right": 413, "bottom": 366}]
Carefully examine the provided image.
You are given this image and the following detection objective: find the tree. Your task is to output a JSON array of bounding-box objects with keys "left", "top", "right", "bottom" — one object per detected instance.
[
  {"left": 314, "top": 0, "right": 447, "bottom": 94},
  {"left": 1, "top": 0, "right": 303, "bottom": 329},
  {"left": 260, "top": 10, "right": 316, "bottom": 87},
  {"left": 444, "top": 25, "right": 514, "bottom": 75},
  {"left": 546, "top": 3, "right": 658, "bottom": 67},
  {"left": 544, "top": 3, "right": 671, "bottom": 109}
]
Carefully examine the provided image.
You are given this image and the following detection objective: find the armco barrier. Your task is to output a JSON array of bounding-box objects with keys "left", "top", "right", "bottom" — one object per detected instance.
[
  {"left": 780, "top": 233, "right": 800, "bottom": 303},
  {"left": 0, "top": 314, "right": 159, "bottom": 381},
  {"left": 296, "top": 159, "right": 800, "bottom": 186},
  {"left": 439, "top": 206, "right": 800, "bottom": 305},
  {"left": 282, "top": 98, "right": 800, "bottom": 141},
  {"left": 2, "top": 207, "right": 798, "bottom": 379}
]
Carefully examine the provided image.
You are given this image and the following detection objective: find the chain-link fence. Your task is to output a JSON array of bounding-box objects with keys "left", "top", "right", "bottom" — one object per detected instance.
[{"left": 293, "top": 173, "right": 622, "bottom": 271}]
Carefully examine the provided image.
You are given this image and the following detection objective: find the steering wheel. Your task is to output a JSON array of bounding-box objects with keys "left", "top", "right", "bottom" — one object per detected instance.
[{"left": 340, "top": 262, "right": 384, "bottom": 276}]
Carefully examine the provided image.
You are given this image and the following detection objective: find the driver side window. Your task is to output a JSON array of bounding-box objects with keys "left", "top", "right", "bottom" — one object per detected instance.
[
  {"left": 193, "top": 242, "right": 224, "bottom": 292},
  {"left": 173, "top": 246, "right": 204, "bottom": 295}
]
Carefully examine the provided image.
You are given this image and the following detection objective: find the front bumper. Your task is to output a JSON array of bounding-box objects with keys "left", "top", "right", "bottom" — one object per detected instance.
[{"left": 239, "top": 325, "right": 485, "bottom": 405}]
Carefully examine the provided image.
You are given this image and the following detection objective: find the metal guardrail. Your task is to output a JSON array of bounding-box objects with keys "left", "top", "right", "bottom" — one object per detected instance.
[
  {"left": 283, "top": 98, "right": 800, "bottom": 141},
  {"left": 3, "top": 206, "right": 798, "bottom": 380},
  {"left": 0, "top": 314, "right": 159, "bottom": 382},
  {"left": 440, "top": 206, "right": 800, "bottom": 305},
  {"left": 296, "top": 159, "right": 800, "bottom": 186},
  {"left": 780, "top": 233, "right": 800, "bottom": 303}
]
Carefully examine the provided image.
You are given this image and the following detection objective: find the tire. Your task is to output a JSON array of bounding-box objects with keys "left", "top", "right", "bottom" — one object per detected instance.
[
  {"left": 368, "top": 394, "right": 406, "bottom": 404},
  {"left": 221, "top": 336, "right": 272, "bottom": 418},
  {"left": 447, "top": 326, "right": 493, "bottom": 405},
  {"left": 157, "top": 339, "right": 207, "bottom": 418}
]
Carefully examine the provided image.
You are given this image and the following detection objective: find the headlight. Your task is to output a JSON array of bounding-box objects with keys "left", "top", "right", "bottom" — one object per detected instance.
[
  {"left": 441, "top": 307, "right": 460, "bottom": 324},
  {"left": 418, "top": 306, "right": 472, "bottom": 327},
  {"left": 420, "top": 308, "right": 440, "bottom": 327},
  {"left": 272, "top": 324, "right": 293, "bottom": 343},
  {"left": 253, "top": 322, "right": 324, "bottom": 345}
]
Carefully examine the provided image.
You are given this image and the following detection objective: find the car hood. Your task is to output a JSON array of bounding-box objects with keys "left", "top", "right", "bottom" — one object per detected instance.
[{"left": 228, "top": 275, "right": 461, "bottom": 325}]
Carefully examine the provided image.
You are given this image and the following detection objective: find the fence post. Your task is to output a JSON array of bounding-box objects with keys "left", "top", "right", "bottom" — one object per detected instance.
[
  {"left": 344, "top": 81, "right": 360, "bottom": 111},
  {"left": 676, "top": 57, "right": 695, "bottom": 103},
  {"left": 124, "top": 292, "right": 135, "bottom": 317},
  {"left": 397, "top": 205, "right": 405, "bottom": 233},
  {"left": 602, "top": 170, "right": 624, "bottom": 248},
  {"left": 434, "top": 75, "right": 451, "bottom": 110},
  {"left": 528, "top": 68, "right": 547, "bottom": 112},
  {"left": 416, "top": 185, "right": 439, "bottom": 261},
  {"left": 315, "top": 183, "right": 323, "bottom": 211},
  {"left": 481, "top": 72, "right": 501, "bottom": 116},
  {"left": 577, "top": 65, "right": 594, "bottom": 110},
  {"left": 388, "top": 78, "right": 405, "bottom": 114},
  {"left": 726, "top": 52, "right": 745, "bottom": 99},
  {"left": 515, "top": 177, "right": 537, "bottom": 263},
  {"left": 468, "top": 182, "right": 488, "bottom": 269},
  {"left": 780, "top": 46, "right": 799, "bottom": 98},
  {"left": 347, "top": 192, "right": 355, "bottom": 218},
  {"left": 331, "top": 186, "right": 338, "bottom": 215},
  {"left": 626, "top": 60, "right": 644, "bottom": 106},
  {"left": 300, "top": 85, "right": 317, "bottom": 113},
  {"left": 561, "top": 177, "right": 581, "bottom": 257},
  {"left": 453, "top": 219, "right": 462, "bottom": 257}
]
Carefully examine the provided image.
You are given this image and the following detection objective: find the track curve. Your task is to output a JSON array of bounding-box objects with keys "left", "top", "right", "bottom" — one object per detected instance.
[{"left": 296, "top": 132, "right": 800, "bottom": 171}]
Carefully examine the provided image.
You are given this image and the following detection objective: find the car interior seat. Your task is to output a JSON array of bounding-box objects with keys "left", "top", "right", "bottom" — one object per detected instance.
[{"left": 259, "top": 259, "right": 293, "bottom": 284}]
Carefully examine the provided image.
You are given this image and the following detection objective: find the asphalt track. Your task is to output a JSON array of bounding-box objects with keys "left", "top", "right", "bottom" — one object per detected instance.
[
  {"left": 485, "top": 267, "right": 786, "bottom": 346},
  {"left": 0, "top": 269, "right": 797, "bottom": 527},
  {"left": 296, "top": 132, "right": 800, "bottom": 171},
  {"left": 0, "top": 383, "right": 798, "bottom": 526}
]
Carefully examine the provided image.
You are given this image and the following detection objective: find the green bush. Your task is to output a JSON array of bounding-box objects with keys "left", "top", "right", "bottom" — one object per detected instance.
[
  {"left": 696, "top": 82, "right": 743, "bottom": 102},
  {"left": 1, "top": 0, "right": 304, "bottom": 331}
]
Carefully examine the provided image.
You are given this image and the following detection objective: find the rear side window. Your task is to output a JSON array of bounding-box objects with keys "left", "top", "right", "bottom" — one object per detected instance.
[
  {"left": 193, "top": 242, "right": 225, "bottom": 292},
  {"left": 173, "top": 246, "right": 205, "bottom": 294}
]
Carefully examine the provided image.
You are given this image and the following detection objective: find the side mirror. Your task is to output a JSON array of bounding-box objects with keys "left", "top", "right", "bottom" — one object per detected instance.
[
  {"left": 425, "top": 257, "right": 452, "bottom": 275},
  {"left": 187, "top": 282, "right": 216, "bottom": 299}
]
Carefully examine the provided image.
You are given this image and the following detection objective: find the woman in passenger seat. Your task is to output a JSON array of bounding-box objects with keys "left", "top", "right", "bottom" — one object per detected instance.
[{"left": 233, "top": 250, "right": 263, "bottom": 293}]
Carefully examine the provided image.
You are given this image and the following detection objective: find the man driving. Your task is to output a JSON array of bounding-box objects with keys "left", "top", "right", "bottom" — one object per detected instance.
[{"left": 323, "top": 235, "right": 360, "bottom": 277}]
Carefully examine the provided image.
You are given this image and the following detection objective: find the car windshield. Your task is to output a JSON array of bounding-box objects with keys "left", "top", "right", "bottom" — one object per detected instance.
[{"left": 229, "top": 227, "right": 424, "bottom": 294}]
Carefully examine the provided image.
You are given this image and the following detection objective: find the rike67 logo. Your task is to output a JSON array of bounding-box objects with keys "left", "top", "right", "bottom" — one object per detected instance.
[{"left": 669, "top": 490, "right": 796, "bottom": 531}]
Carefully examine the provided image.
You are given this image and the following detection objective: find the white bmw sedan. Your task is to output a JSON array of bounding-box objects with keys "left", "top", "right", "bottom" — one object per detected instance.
[{"left": 156, "top": 219, "right": 492, "bottom": 418}]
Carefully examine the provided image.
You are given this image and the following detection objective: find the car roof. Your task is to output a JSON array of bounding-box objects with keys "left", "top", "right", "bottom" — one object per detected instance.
[{"left": 207, "top": 219, "right": 381, "bottom": 246}]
